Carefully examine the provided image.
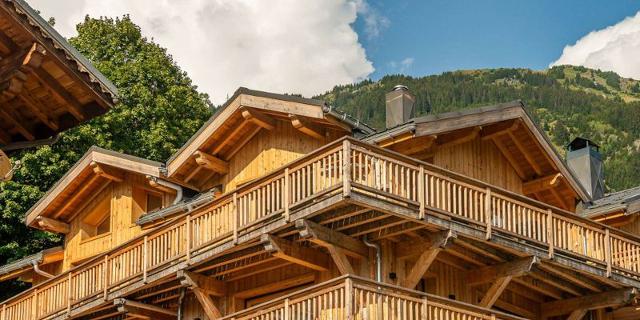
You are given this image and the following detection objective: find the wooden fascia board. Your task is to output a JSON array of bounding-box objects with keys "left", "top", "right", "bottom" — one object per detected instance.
[
  {"left": 25, "top": 149, "right": 162, "bottom": 226},
  {"left": 167, "top": 92, "right": 327, "bottom": 177}
]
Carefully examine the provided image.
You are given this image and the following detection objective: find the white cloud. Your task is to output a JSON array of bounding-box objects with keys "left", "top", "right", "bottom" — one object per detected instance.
[
  {"left": 551, "top": 11, "right": 640, "bottom": 80},
  {"left": 354, "top": 0, "right": 390, "bottom": 39},
  {"left": 389, "top": 57, "right": 414, "bottom": 73},
  {"left": 27, "top": 0, "right": 376, "bottom": 104}
]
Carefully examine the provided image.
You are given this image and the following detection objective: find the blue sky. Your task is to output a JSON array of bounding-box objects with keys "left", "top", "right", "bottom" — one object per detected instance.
[{"left": 354, "top": 0, "right": 640, "bottom": 79}]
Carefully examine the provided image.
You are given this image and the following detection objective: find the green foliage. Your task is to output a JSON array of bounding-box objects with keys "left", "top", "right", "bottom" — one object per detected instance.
[
  {"left": 0, "top": 16, "right": 211, "bottom": 299},
  {"left": 316, "top": 66, "right": 640, "bottom": 192}
]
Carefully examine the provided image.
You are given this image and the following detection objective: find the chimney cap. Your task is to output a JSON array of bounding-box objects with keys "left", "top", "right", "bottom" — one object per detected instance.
[
  {"left": 392, "top": 85, "right": 409, "bottom": 92},
  {"left": 567, "top": 137, "right": 599, "bottom": 152}
]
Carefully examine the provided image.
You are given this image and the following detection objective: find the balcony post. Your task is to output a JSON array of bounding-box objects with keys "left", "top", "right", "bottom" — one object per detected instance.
[
  {"left": 546, "top": 210, "right": 555, "bottom": 259},
  {"left": 284, "top": 298, "right": 290, "bottom": 320},
  {"left": 2, "top": 303, "right": 5, "bottom": 320},
  {"left": 605, "top": 229, "right": 612, "bottom": 277},
  {"left": 421, "top": 296, "right": 428, "bottom": 320},
  {"left": 484, "top": 188, "right": 492, "bottom": 240},
  {"left": 418, "top": 166, "right": 425, "bottom": 219},
  {"left": 67, "top": 272, "right": 72, "bottom": 314},
  {"left": 103, "top": 255, "right": 109, "bottom": 300},
  {"left": 143, "top": 235, "right": 148, "bottom": 283},
  {"left": 342, "top": 140, "right": 352, "bottom": 198},
  {"left": 233, "top": 192, "right": 238, "bottom": 243},
  {"left": 345, "top": 277, "right": 353, "bottom": 319},
  {"left": 185, "top": 215, "right": 191, "bottom": 264},
  {"left": 284, "top": 168, "right": 290, "bottom": 222},
  {"left": 31, "top": 289, "right": 37, "bottom": 319}
]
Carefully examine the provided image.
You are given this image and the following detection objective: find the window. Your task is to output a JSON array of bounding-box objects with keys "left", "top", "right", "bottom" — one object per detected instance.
[
  {"left": 146, "top": 193, "right": 163, "bottom": 212},
  {"left": 81, "top": 195, "right": 111, "bottom": 240}
]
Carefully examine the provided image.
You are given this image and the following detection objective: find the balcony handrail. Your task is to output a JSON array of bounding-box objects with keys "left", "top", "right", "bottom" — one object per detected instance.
[
  {"left": 220, "top": 275, "right": 527, "bottom": 320},
  {"left": 3, "top": 136, "right": 640, "bottom": 319}
]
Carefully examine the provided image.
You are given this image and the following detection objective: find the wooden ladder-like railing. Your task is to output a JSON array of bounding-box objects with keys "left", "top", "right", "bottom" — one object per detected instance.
[
  {"left": 220, "top": 275, "right": 527, "bottom": 320},
  {"left": 3, "top": 137, "right": 640, "bottom": 320}
]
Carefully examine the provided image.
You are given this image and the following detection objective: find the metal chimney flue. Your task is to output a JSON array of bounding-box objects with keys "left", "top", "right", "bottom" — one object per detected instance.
[
  {"left": 385, "top": 85, "right": 415, "bottom": 128},
  {"left": 566, "top": 137, "right": 606, "bottom": 200}
]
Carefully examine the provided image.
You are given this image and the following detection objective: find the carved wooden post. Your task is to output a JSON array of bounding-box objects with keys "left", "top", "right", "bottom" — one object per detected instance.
[
  {"left": 185, "top": 215, "right": 191, "bottom": 264},
  {"left": 418, "top": 166, "right": 425, "bottom": 219},
  {"left": 484, "top": 188, "right": 492, "bottom": 240},
  {"left": 546, "top": 209, "right": 555, "bottom": 259},
  {"left": 233, "top": 193, "right": 239, "bottom": 243},
  {"left": 143, "top": 236, "right": 148, "bottom": 283},
  {"left": 605, "top": 229, "right": 612, "bottom": 277},
  {"left": 284, "top": 168, "right": 290, "bottom": 222},
  {"left": 343, "top": 140, "right": 352, "bottom": 198},
  {"left": 345, "top": 277, "right": 353, "bottom": 320}
]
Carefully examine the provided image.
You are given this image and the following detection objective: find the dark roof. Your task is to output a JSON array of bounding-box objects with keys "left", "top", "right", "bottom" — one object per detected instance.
[
  {"left": 362, "top": 100, "right": 524, "bottom": 143},
  {"left": 581, "top": 186, "right": 640, "bottom": 218},
  {"left": 0, "top": 246, "right": 62, "bottom": 277},
  {"left": 166, "top": 87, "right": 375, "bottom": 164},
  {"left": 136, "top": 191, "right": 216, "bottom": 225},
  {"left": 6, "top": 0, "right": 118, "bottom": 100}
]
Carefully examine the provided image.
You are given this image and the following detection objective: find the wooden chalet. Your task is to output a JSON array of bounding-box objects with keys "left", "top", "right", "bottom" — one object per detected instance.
[{"left": 2, "top": 83, "right": 640, "bottom": 320}]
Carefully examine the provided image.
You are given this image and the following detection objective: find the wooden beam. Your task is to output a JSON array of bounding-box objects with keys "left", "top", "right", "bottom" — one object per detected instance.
[
  {"left": 507, "top": 131, "right": 543, "bottom": 176},
  {"left": 18, "top": 93, "right": 59, "bottom": 131},
  {"left": 211, "top": 120, "right": 249, "bottom": 155},
  {"left": 261, "top": 234, "right": 330, "bottom": 271},
  {"left": 91, "top": 161, "right": 124, "bottom": 182},
  {"left": 396, "top": 230, "right": 456, "bottom": 259},
  {"left": 113, "top": 299, "right": 176, "bottom": 320},
  {"left": 481, "top": 119, "right": 521, "bottom": 141},
  {"left": 31, "top": 67, "right": 87, "bottom": 121},
  {"left": 177, "top": 270, "right": 226, "bottom": 296},
  {"left": 326, "top": 244, "right": 354, "bottom": 275},
  {"left": 241, "top": 108, "right": 275, "bottom": 130},
  {"left": 0, "top": 30, "right": 17, "bottom": 54},
  {"left": 234, "top": 273, "right": 315, "bottom": 299},
  {"left": 290, "top": 115, "right": 324, "bottom": 140},
  {"left": 193, "top": 151, "right": 229, "bottom": 174},
  {"left": 192, "top": 288, "right": 222, "bottom": 320},
  {"left": 479, "top": 276, "right": 512, "bottom": 308},
  {"left": 35, "top": 216, "right": 70, "bottom": 234},
  {"left": 541, "top": 288, "right": 637, "bottom": 318},
  {"left": 401, "top": 230, "right": 456, "bottom": 288},
  {"left": 466, "top": 256, "right": 539, "bottom": 286},
  {"left": 0, "top": 106, "right": 34, "bottom": 140},
  {"left": 296, "top": 219, "right": 369, "bottom": 258},
  {"left": 53, "top": 173, "right": 102, "bottom": 219},
  {"left": 491, "top": 136, "right": 527, "bottom": 180},
  {"left": 523, "top": 173, "right": 563, "bottom": 195},
  {"left": 566, "top": 309, "right": 588, "bottom": 320},
  {"left": 224, "top": 125, "right": 262, "bottom": 160},
  {"left": 436, "top": 126, "right": 481, "bottom": 148},
  {"left": 183, "top": 165, "right": 202, "bottom": 183}
]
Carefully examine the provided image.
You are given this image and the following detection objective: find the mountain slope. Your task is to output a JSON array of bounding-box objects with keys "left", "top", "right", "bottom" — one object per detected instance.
[{"left": 315, "top": 66, "right": 640, "bottom": 192}]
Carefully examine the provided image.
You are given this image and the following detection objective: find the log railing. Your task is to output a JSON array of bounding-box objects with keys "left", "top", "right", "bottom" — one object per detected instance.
[
  {"left": 4, "top": 137, "right": 640, "bottom": 319},
  {"left": 221, "top": 275, "right": 526, "bottom": 320}
]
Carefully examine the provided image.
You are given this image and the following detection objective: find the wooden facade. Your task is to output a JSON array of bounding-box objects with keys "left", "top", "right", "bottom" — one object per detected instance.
[{"left": 2, "top": 90, "right": 640, "bottom": 320}]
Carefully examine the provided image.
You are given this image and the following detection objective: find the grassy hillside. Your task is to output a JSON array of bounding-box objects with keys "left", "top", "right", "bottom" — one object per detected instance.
[{"left": 315, "top": 66, "right": 640, "bottom": 192}]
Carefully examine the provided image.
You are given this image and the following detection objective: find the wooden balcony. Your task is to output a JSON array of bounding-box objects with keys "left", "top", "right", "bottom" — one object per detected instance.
[
  {"left": 3, "top": 137, "right": 640, "bottom": 320},
  {"left": 220, "top": 275, "right": 526, "bottom": 320}
]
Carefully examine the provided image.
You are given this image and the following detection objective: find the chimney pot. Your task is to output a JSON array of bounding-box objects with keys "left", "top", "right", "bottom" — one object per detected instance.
[{"left": 385, "top": 85, "right": 415, "bottom": 128}]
